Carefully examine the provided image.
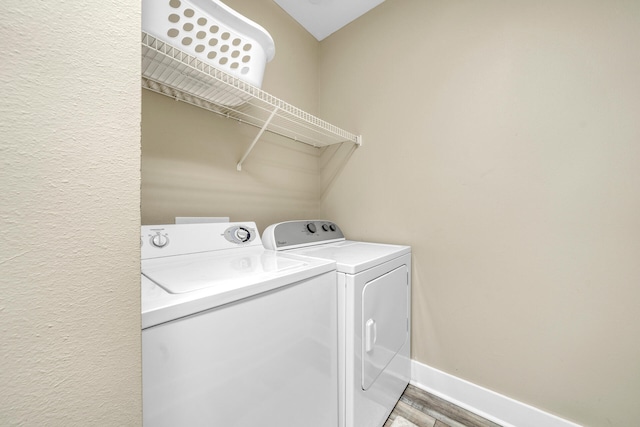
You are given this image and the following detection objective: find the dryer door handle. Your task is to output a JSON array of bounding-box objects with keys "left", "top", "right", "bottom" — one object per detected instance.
[{"left": 365, "top": 318, "right": 377, "bottom": 353}]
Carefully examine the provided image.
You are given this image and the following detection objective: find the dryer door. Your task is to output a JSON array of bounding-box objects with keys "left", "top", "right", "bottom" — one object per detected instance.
[{"left": 361, "top": 265, "right": 409, "bottom": 390}]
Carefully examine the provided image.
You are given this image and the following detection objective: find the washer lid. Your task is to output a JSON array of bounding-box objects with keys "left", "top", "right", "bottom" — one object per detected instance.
[
  {"left": 141, "top": 247, "right": 336, "bottom": 329},
  {"left": 292, "top": 241, "right": 410, "bottom": 274},
  {"left": 142, "top": 247, "right": 305, "bottom": 294}
]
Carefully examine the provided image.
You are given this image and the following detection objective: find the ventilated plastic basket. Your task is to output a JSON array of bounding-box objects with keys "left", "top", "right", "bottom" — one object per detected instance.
[{"left": 142, "top": 0, "right": 275, "bottom": 88}]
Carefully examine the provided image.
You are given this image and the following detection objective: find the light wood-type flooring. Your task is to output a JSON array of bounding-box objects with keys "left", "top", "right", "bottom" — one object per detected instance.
[{"left": 384, "top": 385, "right": 502, "bottom": 427}]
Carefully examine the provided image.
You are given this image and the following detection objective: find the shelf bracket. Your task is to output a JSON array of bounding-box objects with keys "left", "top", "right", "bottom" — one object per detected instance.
[{"left": 237, "top": 107, "right": 279, "bottom": 171}]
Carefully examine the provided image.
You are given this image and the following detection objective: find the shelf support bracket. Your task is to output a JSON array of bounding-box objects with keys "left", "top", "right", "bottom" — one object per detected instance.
[{"left": 237, "top": 107, "right": 279, "bottom": 171}]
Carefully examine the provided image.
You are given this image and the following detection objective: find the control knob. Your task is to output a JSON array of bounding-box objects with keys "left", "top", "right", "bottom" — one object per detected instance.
[
  {"left": 306, "top": 223, "right": 317, "bottom": 233},
  {"left": 235, "top": 227, "right": 251, "bottom": 242},
  {"left": 151, "top": 232, "right": 169, "bottom": 248}
]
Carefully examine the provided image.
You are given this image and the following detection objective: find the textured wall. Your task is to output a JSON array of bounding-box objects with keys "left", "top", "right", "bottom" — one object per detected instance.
[
  {"left": 318, "top": 1, "right": 640, "bottom": 426},
  {"left": 1, "top": 1, "right": 141, "bottom": 425}
]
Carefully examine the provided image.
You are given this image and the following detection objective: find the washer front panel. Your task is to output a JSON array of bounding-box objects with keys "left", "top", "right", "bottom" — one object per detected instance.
[{"left": 143, "top": 271, "right": 339, "bottom": 427}]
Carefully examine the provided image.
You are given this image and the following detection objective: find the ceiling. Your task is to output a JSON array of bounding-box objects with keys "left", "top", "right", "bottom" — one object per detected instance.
[{"left": 272, "top": 0, "right": 386, "bottom": 41}]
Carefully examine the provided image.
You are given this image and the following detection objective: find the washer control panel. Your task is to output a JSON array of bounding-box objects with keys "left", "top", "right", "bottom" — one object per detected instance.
[
  {"left": 262, "top": 220, "right": 345, "bottom": 250},
  {"left": 141, "top": 222, "right": 260, "bottom": 259}
]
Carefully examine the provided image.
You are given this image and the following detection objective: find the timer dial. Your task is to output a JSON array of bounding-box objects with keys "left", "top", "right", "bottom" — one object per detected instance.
[
  {"left": 235, "top": 227, "right": 251, "bottom": 242},
  {"left": 223, "top": 225, "right": 256, "bottom": 244},
  {"left": 151, "top": 232, "right": 169, "bottom": 248}
]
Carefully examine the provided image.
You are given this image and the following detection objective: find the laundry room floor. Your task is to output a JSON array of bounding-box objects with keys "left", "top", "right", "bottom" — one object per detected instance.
[{"left": 385, "top": 385, "right": 501, "bottom": 427}]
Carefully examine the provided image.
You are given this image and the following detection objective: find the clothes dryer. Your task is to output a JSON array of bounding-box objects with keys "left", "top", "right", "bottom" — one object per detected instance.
[
  {"left": 262, "top": 220, "right": 411, "bottom": 427},
  {"left": 141, "top": 222, "right": 339, "bottom": 427}
]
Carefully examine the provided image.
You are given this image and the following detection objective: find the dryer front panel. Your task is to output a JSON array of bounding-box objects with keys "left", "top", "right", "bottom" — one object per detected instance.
[{"left": 361, "top": 265, "right": 409, "bottom": 391}]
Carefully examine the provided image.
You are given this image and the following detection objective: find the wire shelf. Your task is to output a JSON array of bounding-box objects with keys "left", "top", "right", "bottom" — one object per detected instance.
[{"left": 142, "top": 32, "right": 361, "bottom": 164}]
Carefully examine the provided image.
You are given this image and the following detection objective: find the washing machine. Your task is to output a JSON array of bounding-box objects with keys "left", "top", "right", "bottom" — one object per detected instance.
[
  {"left": 262, "top": 220, "right": 411, "bottom": 427},
  {"left": 141, "top": 221, "right": 339, "bottom": 427}
]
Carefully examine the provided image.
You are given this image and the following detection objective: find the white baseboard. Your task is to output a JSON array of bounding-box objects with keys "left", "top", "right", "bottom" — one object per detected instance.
[{"left": 410, "top": 360, "right": 582, "bottom": 427}]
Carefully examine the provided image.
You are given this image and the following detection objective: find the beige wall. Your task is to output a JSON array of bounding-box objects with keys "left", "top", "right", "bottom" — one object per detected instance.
[
  {"left": 141, "top": 0, "right": 640, "bottom": 425},
  {"left": 1, "top": 1, "right": 141, "bottom": 425},
  {"left": 141, "top": 0, "right": 322, "bottom": 230},
  {"left": 319, "top": 0, "right": 640, "bottom": 426}
]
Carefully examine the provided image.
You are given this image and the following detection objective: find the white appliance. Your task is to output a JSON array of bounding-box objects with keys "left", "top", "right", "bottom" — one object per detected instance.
[
  {"left": 262, "top": 220, "right": 411, "bottom": 427},
  {"left": 141, "top": 222, "right": 339, "bottom": 427}
]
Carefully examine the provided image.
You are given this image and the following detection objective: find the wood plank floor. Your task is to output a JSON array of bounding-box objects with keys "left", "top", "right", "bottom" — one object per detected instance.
[{"left": 384, "top": 385, "right": 502, "bottom": 427}]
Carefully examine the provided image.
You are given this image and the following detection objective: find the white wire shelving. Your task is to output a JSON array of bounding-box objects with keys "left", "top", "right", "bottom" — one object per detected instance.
[{"left": 141, "top": 32, "right": 362, "bottom": 170}]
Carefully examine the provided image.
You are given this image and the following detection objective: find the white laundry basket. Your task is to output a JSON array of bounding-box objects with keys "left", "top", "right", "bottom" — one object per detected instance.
[{"left": 142, "top": 0, "right": 275, "bottom": 88}]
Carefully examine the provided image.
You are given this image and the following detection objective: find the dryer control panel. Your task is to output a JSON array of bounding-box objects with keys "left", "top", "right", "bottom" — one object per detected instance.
[{"left": 262, "top": 220, "right": 345, "bottom": 250}]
